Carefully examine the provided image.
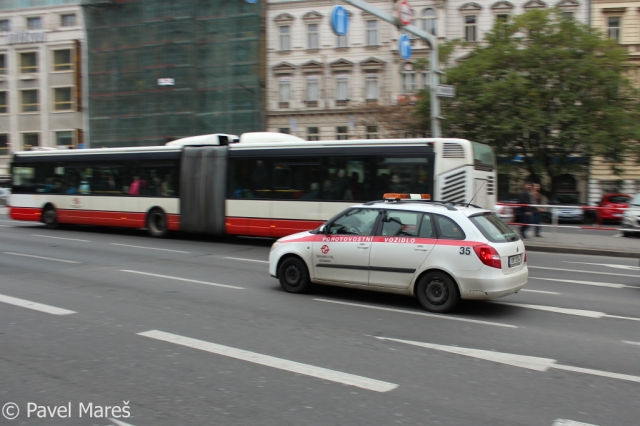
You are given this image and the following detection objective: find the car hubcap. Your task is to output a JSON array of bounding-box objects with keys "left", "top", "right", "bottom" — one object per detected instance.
[
  {"left": 285, "top": 265, "right": 300, "bottom": 286},
  {"left": 425, "top": 279, "right": 448, "bottom": 306}
]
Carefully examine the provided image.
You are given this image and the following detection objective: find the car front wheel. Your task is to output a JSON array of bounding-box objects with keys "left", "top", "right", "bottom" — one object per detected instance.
[
  {"left": 278, "top": 257, "right": 311, "bottom": 294},
  {"left": 416, "top": 272, "right": 460, "bottom": 313}
]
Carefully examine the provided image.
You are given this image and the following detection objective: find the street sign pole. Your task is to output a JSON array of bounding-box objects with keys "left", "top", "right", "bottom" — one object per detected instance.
[{"left": 342, "top": 0, "right": 441, "bottom": 137}]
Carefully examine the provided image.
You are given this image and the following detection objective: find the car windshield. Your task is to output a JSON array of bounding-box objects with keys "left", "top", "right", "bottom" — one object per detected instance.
[
  {"left": 607, "top": 195, "right": 629, "bottom": 203},
  {"left": 631, "top": 193, "right": 640, "bottom": 207},
  {"left": 469, "top": 212, "right": 518, "bottom": 242}
]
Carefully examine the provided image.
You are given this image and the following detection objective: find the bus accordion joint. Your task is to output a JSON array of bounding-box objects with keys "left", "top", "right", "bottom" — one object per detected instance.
[{"left": 383, "top": 193, "right": 431, "bottom": 202}]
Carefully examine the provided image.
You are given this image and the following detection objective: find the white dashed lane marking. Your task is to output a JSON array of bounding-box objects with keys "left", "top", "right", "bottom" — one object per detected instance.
[
  {"left": 376, "top": 336, "right": 640, "bottom": 384},
  {"left": 528, "top": 266, "right": 638, "bottom": 278},
  {"left": 494, "top": 302, "right": 640, "bottom": 322},
  {"left": 530, "top": 277, "right": 630, "bottom": 289},
  {"left": 3, "top": 252, "right": 81, "bottom": 264},
  {"left": 0, "top": 293, "right": 77, "bottom": 315},
  {"left": 315, "top": 299, "right": 517, "bottom": 328},
  {"left": 121, "top": 270, "right": 244, "bottom": 289},
  {"left": 520, "top": 289, "right": 561, "bottom": 295},
  {"left": 32, "top": 234, "right": 91, "bottom": 242},
  {"left": 111, "top": 243, "right": 189, "bottom": 254},
  {"left": 553, "top": 419, "right": 599, "bottom": 426},
  {"left": 138, "top": 330, "right": 398, "bottom": 393},
  {"left": 223, "top": 256, "right": 269, "bottom": 264}
]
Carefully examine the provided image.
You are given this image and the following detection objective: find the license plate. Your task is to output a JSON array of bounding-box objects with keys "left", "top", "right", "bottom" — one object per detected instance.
[{"left": 508, "top": 254, "right": 522, "bottom": 267}]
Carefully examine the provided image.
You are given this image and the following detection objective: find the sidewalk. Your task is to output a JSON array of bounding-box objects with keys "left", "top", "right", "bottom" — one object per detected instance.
[{"left": 523, "top": 230, "right": 640, "bottom": 258}]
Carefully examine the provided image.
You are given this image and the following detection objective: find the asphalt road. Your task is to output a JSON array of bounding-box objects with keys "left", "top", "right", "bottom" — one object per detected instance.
[{"left": 1, "top": 216, "right": 639, "bottom": 426}]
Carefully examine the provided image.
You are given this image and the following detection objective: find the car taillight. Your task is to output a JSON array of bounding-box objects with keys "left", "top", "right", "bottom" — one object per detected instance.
[{"left": 473, "top": 245, "right": 502, "bottom": 269}]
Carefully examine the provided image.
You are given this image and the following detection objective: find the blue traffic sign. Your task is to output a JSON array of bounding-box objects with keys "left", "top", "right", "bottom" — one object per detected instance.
[
  {"left": 244, "top": 0, "right": 259, "bottom": 3},
  {"left": 331, "top": 5, "right": 349, "bottom": 36},
  {"left": 398, "top": 34, "right": 412, "bottom": 60}
]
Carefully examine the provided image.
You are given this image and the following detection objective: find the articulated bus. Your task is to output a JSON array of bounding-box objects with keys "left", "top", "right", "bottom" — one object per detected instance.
[{"left": 9, "top": 133, "right": 496, "bottom": 238}]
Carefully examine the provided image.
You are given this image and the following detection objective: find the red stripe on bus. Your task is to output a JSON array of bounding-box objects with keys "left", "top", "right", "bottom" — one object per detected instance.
[
  {"left": 9, "top": 207, "right": 41, "bottom": 221},
  {"left": 225, "top": 217, "right": 323, "bottom": 238}
]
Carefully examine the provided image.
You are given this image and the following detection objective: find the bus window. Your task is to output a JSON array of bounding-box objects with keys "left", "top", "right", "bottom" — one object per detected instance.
[
  {"left": 472, "top": 142, "right": 495, "bottom": 170},
  {"left": 375, "top": 157, "right": 431, "bottom": 199},
  {"left": 227, "top": 158, "right": 272, "bottom": 199},
  {"left": 323, "top": 157, "right": 369, "bottom": 201},
  {"left": 273, "top": 158, "right": 321, "bottom": 200}
]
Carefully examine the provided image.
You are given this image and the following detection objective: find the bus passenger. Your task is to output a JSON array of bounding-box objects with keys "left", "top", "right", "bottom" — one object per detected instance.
[
  {"left": 329, "top": 169, "right": 350, "bottom": 200},
  {"left": 300, "top": 183, "right": 320, "bottom": 199},
  {"left": 129, "top": 176, "right": 143, "bottom": 195}
]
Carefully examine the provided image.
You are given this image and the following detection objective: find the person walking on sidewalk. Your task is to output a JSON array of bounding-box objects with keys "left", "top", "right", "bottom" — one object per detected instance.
[
  {"left": 532, "top": 183, "right": 543, "bottom": 237},
  {"left": 518, "top": 182, "right": 534, "bottom": 239}
]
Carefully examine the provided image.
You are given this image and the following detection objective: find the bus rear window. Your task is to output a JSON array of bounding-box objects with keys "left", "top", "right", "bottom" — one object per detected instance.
[
  {"left": 471, "top": 142, "right": 495, "bottom": 169},
  {"left": 469, "top": 213, "right": 518, "bottom": 243}
]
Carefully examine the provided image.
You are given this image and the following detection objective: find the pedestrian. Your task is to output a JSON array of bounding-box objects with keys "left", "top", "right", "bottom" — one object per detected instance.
[
  {"left": 532, "top": 183, "right": 543, "bottom": 237},
  {"left": 517, "top": 182, "right": 534, "bottom": 239}
]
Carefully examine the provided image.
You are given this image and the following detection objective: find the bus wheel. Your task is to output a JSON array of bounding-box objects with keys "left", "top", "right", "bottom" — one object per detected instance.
[
  {"left": 147, "top": 208, "right": 169, "bottom": 238},
  {"left": 416, "top": 271, "right": 460, "bottom": 313},
  {"left": 42, "top": 206, "right": 59, "bottom": 229},
  {"left": 278, "top": 257, "right": 311, "bottom": 294}
]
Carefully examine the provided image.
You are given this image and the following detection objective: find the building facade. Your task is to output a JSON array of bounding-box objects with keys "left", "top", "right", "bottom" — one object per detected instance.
[
  {"left": 0, "top": 0, "right": 84, "bottom": 181},
  {"left": 589, "top": 0, "right": 640, "bottom": 203},
  {"left": 82, "top": 0, "right": 264, "bottom": 148}
]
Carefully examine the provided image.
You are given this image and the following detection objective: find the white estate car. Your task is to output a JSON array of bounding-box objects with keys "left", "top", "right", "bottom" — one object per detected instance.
[{"left": 269, "top": 196, "right": 528, "bottom": 313}]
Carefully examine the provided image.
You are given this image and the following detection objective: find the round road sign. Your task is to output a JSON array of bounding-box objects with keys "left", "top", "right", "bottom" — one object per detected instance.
[{"left": 397, "top": 0, "right": 414, "bottom": 26}]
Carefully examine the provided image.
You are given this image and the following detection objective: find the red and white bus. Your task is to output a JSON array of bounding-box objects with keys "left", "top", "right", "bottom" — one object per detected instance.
[{"left": 8, "top": 133, "right": 496, "bottom": 238}]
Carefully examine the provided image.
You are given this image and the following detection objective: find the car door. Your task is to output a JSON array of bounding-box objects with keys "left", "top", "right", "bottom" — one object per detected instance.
[
  {"left": 368, "top": 211, "right": 437, "bottom": 289},
  {"left": 312, "top": 208, "right": 381, "bottom": 285}
]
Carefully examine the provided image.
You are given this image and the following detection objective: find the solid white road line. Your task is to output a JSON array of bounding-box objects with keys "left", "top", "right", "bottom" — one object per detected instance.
[
  {"left": 520, "top": 289, "right": 561, "bottom": 295},
  {"left": 376, "top": 336, "right": 640, "bottom": 384},
  {"left": 109, "top": 419, "right": 137, "bottom": 426},
  {"left": 121, "top": 270, "right": 244, "bottom": 290},
  {"left": 32, "top": 234, "right": 91, "bottom": 242},
  {"left": 138, "top": 330, "right": 398, "bottom": 393},
  {"left": 110, "top": 243, "right": 189, "bottom": 254},
  {"left": 315, "top": 299, "right": 517, "bottom": 328},
  {"left": 564, "top": 261, "right": 640, "bottom": 271},
  {"left": 622, "top": 340, "right": 640, "bottom": 346},
  {"left": 530, "top": 277, "right": 629, "bottom": 289},
  {"left": 0, "top": 293, "right": 77, "bottom": 315},
  {"left": 495, "top": 302, "right": 640, "bottom": 322},
  {"left": 223, "top": 256, "right": 269, "bottom": 264},
  {"left": 528, "top": 266, "right": 639, "bottom": 278},
  {"left": 553, "top": 419, "right": 599, "bottom": 426},
  {"left": 3, "top": 252, "right": 80, "bottom": 264},
  {"left": 0, "top": 224, "right": 10, "bottom": 227}
]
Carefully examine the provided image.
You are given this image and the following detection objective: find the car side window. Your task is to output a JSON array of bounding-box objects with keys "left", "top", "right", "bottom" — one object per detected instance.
[
  {"left": 380, "top": 210, "right": 420, "bottom": 237},
  {"left": 327, "top": 208, "right": 379, "bottom": 236},
  {"left": 418, "top": 214, "right": 435, "bottom": 238},
  {"left": 435, "top": 215, "right": 465, "bottom": 240}
]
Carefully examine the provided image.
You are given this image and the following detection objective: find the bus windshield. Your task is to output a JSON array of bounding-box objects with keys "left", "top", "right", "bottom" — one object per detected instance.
[{"left": 472, "top": 142, "right": 495, "bottom": 169}]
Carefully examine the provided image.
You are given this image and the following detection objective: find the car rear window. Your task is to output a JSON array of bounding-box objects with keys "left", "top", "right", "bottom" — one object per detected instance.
[
  {"left": 469, "top": 213, "right": 518, "bottom": 243},
  {"left": 607, "top": 195, "right": 629, "bottom": 203}
]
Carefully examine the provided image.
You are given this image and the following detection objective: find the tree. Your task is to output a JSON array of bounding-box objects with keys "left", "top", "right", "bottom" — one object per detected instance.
[{"left": 417, "top": 9, "right": 640, "bottom": 195}]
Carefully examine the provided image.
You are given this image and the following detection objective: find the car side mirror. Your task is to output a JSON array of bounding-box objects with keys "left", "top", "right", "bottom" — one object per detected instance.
[{"left": 318, "top": 224, "right": 327, "bottom": 234}]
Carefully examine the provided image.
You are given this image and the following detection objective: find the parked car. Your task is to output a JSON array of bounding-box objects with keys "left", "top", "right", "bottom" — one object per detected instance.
[
  {"left": 0, "top": 188, "right": 10, "bottom": 206},
  {"left": 494, "top": 193, "right": 520, "bottom": 222},
  {"left": 597, "top": 193, "right": 630, "bottom": 224},
  {"left": 549, "top": 194, "right": 585, "bottom": 223},
  {"left": 621, "top": 191, "right": 640, "bottom": 237}
]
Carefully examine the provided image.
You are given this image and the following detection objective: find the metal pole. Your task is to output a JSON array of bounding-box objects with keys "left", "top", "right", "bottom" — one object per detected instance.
[{"left": 342, "top": 0, "right": 441, "bottom": 138}]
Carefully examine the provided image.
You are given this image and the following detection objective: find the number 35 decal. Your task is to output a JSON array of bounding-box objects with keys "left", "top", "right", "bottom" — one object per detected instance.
[{"left": 459, "top": 247, "right": 471, "bottom": 255}]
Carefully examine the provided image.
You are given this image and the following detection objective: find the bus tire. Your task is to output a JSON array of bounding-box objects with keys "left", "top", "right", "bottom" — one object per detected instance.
[
  {"left": 278, "top": 257, "right": 311, "bottom": 294},
  {"left": 42, "top": 206, "right": 59, "bottom": 229},
  {"left": 147, "top": 208, "right": 169, "bottom": 238},
  {"left": 416, "top": 271, "right": 460, "bottom": 313}
]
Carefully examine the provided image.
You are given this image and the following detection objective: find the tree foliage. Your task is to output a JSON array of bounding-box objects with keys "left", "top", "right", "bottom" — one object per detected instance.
[{"left": 417, "top": 9, "right": 640, "bottom": 190}]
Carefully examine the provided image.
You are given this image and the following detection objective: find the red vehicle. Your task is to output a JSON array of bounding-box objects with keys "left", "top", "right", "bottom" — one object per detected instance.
[{"left": 597, "top": 193, "right": 630, "bottom": 223}]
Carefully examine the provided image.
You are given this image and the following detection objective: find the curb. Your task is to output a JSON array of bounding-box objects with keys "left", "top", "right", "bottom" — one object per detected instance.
[{"left": 525, "top": 244, "right": 640, "bottom": 259}]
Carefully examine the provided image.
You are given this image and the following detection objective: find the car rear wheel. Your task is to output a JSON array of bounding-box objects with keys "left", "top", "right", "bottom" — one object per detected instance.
[
  {"left": 278, "top": 257, "right": 311, "bottom": 294},
  {"left": 42, "top": 206, "right": 59, "bottom": 229},
  {"left": 416, "top": 271, "right": 460, "bottom": 313}
]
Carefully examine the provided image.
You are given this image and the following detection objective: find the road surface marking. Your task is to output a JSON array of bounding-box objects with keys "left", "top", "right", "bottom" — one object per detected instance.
[
  {"left": 375, "top": 336, "right": 640, "bottom": 383},
  {"left": 553, "top": 420, "right": 599, "bottom": 426},
  {"left": 121, "top": 270, "right": 244, "bottom": 289},
  {"left": 622, "top": 340, "right": 640, "bottom": 346},
  {"left": 315, "top": 299, "right": 517, "bottom": 328},
  {"left": 3, "top": 252, "right": 80, "bottom": 264},
  {"left": 111, "top": 243, "right": 189, "bottom": 254},
  {"left": 138, "top": 330, "right": 398, "bottom": 393},
  {"left": 494, "top": 302, "right": 640, "bottom": 322},
  {"left": 109, "top": 419, "right": 137, "bottom": 426},
  {"left": 32, "top": 234, "right": 91, "bottom": 242},
  {"left": 520, "top": 289, "right": 561, "bottom": 295},
  {"left": 0, "top": 293, "right": 77, "bottom": 315},
  {"left": 528, "top": 266, "right": 638, "bottom": 278},
  {"left": 530, "top": 277, "right": 628, "bottom": 289},
  {"left": 223, "top": 256, "right": 269, "bottom": 264},
  {"left": 0, "top": 224, "right": 10, "bottom": 227},
  {"left": 0, "top": 219, "right": 34, "bottom": 223},
  {"left": 564, "top": 261, "right": 640, "bottom": 271}
]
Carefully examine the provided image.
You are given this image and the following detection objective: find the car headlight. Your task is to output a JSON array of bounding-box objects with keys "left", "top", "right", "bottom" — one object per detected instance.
[{"left": 270, "top": 242, "right": 280, "bottom": 252}]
